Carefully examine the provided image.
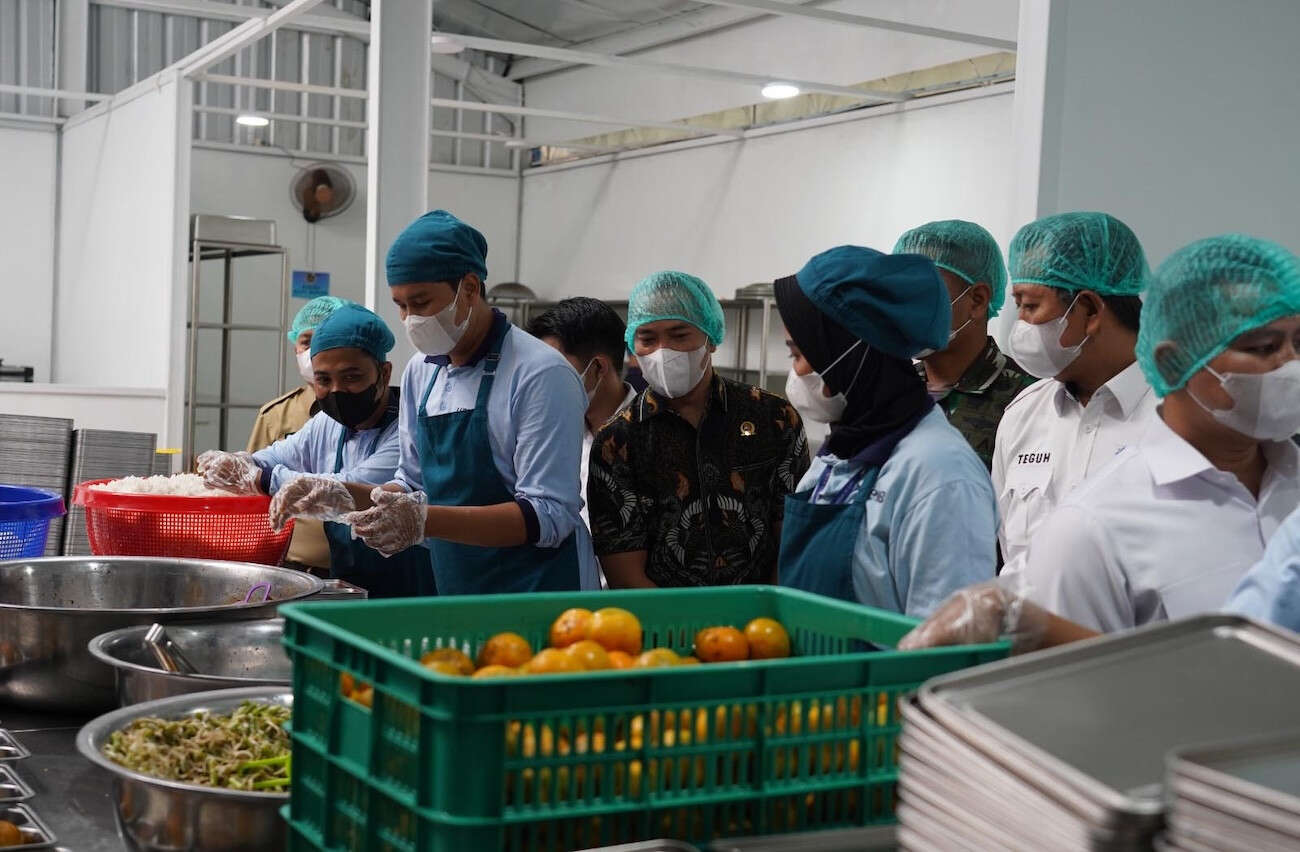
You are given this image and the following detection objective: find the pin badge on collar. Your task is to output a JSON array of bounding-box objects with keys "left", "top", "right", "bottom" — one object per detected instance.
[{"left": 740, "top": 421, "right": 756, "bottom": 437}]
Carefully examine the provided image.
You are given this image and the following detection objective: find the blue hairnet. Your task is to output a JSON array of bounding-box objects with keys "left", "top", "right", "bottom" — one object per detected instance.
[
  {"left": 624, "top": 271, "right": 726, "bottom": 348},
  {"left": 1138, "top": 235, "right": 1300, "bottom": 397},
  {"left": 1009, "top": 212, "right": 1149, "bottom": 296},
  {"left": 287, "top": 295, "right": 349, "bottom": 343},
  {"left": 794, "top": 245, "right": 950, "bottom": 360},
  {"left": 386, "top": 210, "right": 488, "bottom": 286},
  {"left": 309, "top": 303, "right": 395, "bottom": 361},
  {"left": 894, "top": 220, "right": 1007, "bottom": 319}
]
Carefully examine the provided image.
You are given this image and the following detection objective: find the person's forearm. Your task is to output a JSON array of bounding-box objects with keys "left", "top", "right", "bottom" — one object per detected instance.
[
  {"left": 1041, "top": 612, "right": 1100, "bottom": 647},
  {"left": 424, "top": 501, "right": 528, "bottom": 547},
  {"left": 601, "top": 552, "right": 658, "bottom": 589},
  {"left": 344, "top": 482, "right": 377, "bottom": 510}
]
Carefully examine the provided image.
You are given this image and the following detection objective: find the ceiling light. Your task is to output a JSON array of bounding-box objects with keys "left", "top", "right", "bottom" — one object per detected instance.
[
  {"left": 761, "top": 83, "right": 800, "bottom": 100},
  {"left": 430, "top": 34, "right": 465, "bottom": 55},
  {"left": 235, "top": 114, "right": 270, "bottom": 127}
]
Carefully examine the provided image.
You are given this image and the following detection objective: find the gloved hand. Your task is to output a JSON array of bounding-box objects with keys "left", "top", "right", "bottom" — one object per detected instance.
[
  {"left": 197, "top": 450, "right": 262, "bottom": 495},
  {"left": 342, "top": 488, "right": 427, "bottom": 557},
  {"left": 897, "top": 574, "right": 1049, "bottom": 654},
  {"left": 268, "top": 475, "right": 356, "bottom": 531}
]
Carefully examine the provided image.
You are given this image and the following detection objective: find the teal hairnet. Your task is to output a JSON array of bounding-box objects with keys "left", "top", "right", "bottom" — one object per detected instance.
[
  {"left": 1008, "top": 212, "right": 1149, "bottom": 297},
  {"left": 894, "top": 220, "right": 1007, "bottom": 319},
  {"left": 386, "top": 210, "right": 488, "bottom": 286},
  {"left": 624, "top": 271, "right": 726, "bottom": 349},
  {"left": 309, "top": 303, "right": 395, "bottom": 361},
  {"left": 288, "top": 295, "right": 350, "bottom": 343},
  {"left": 1137, "top": 235, "right": 1300, "bottom": 397}
]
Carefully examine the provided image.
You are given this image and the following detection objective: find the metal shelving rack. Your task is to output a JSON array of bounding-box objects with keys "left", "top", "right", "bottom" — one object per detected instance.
[{"left": 184, "top": 214, "right": 290, "bottom": 469}]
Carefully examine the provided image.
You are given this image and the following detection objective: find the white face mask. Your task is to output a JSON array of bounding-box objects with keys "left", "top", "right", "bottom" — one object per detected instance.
[
  {"left": 916, "top": 287, "right": 976, "bottom": 359},
  {"left": 404, "top": 282, "right": 471, "bottom": 357},
  {"left": 296, "top": 350, "right": 314, "bottom": 383},
  {"left": 785, "top": 368, "right": 846, "bottom": 423},
  {"left": 640, "top": 344, "right": 710, "bottom": 399},
  {"left": 1008, "top": 294, "right": 1088, "bottom": 379},
  {"left": 578, "top": 359, "right": 600, "bottom": 405},
  {"left": 1191, "top": 360, "right": 1300, "bottom": 441}
]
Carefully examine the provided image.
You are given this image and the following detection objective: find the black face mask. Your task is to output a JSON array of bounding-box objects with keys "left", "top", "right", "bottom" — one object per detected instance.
[{"left": 319, "top": 381, "right": 382, "bottom": 429}]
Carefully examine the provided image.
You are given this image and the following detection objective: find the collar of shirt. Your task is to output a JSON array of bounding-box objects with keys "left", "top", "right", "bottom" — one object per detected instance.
[
  {"left": 634, "top": 371, "right": 728, "bottom": 422},
  {"left": 1053, "top": 360, "right": 1151, "bottom": 418},
  {"left": 585, "top": 383, "right": 640, "bottom": 439},
  {"left": 937, "top": 337, "right": 1010, "bottom": 395},
  {"left": 839, "top": 397, "right": 937, "bottom": 467},
  {"left": 1141, "top": 410, "right": 1300, "bottom": 489},
  {"left": 424, "top": 308, "right": 508, "bottom": 367}
]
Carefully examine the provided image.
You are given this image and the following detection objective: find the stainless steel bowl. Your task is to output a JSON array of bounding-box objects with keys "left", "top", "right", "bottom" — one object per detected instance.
[
  {"left": 76, "top": 686, "right": 290, "bottom": 852},
  {"left": 88, "top": 619, "right": 292, "bottom": 707},
  {"left": 0, "top": 557, "right": 322, "bottom": 711}
]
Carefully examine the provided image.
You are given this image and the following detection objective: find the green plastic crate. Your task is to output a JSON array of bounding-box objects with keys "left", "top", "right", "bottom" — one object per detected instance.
[{"left": 280, "top": 585, "right": 1006, "bottom": 852}]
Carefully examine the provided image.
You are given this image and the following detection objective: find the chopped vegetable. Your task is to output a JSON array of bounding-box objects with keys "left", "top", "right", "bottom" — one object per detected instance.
[{"left": 102, "top": 701, "right": 291, "bottom": 791}]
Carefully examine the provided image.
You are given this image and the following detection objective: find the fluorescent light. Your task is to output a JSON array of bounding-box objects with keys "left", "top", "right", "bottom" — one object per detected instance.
[
  {"left": 430, "top": 35, "right": 465, "bottom": 55},
  {"left": 235, "top": 114, "right": 270, "bottom": 127},
  {"left": 761, "top": 82, "right": 800, "bottom": 100}
]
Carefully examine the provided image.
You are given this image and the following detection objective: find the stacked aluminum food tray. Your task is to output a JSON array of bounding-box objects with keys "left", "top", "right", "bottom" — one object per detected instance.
[
  {"left": 1164, "top": 732, "right": 1300, "bottom": 851},
  {"left": 0, "top": 415, "right": 73, "bottom": 556},
  {"left": 897, "top": 615, "right": 1300, "bottom": 852},
  {"left": 62, "top": 429, "right": 156, "bottom": 555},
  {"left": 0, "top": 729, "right": 56, "bottom": 848}
]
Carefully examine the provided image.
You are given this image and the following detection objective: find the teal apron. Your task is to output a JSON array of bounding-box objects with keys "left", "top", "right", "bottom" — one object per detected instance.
[
  {"left": 778, "top": 465, "right": 880, "bottom": 602},
  {"left": 415, "top": 321, "right": 580, "bottom": 595},
  {"left": 323, "top": 427, "right": 436, "bottom": 598}
]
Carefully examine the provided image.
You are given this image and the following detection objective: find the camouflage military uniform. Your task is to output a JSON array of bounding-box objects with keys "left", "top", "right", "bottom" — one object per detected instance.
[{"left": 920, "top": 337, "right": 1036, "bottom": 470}]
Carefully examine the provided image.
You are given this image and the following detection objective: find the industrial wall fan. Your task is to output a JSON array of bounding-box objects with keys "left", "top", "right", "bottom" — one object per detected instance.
[{"left": 289, "top": 162, "right": 356, "bottom": 223}]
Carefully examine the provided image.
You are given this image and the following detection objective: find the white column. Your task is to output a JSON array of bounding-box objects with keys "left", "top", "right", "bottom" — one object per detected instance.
[
  {"left": 56, "top": 0, "right": 88, "bottom": 116},
  {"left": 364, "top": 0, "right": 433, "bottom": 367}
]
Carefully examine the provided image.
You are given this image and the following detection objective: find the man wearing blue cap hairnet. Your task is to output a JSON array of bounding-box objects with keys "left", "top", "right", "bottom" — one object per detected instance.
[
  {"left": 198, "top": 304, "right": 434, "bottom": 597},
  {"left": 267, "top": 210, "right": 597, "bottom": 594},
  {"left": 773, "top": 246, "right": 997, "bottom": 616}
]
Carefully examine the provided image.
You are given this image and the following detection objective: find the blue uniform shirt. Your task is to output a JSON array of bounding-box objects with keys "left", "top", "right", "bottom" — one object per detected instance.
[
  {"left": 799, "top": 406, "right": 997, "bottom": 617},
  {"left": 1224, "top": 502, "right": 1300, "bottom": 632}
]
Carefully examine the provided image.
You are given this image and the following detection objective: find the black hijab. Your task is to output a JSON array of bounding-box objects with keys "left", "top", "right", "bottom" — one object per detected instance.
[{"left": 775, "top": 275, "right": 932, "bottom": 459}]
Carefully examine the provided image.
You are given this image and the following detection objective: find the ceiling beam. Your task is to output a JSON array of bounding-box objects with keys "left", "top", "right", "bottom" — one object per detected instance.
[
  {"left": 445, "top": 34, "right": 905, "bottom": 102},
  {"left": 684, "top": 0, "right": 1016, "bottom": 51},
  {"left": 428, "top": 96, "right": 746, "bottom": 139},
  {"left": 91, "top": 0, "right": 369, "bottom": 38},
  {"left": 176, "top": 0, "right": 327, "bottom": 77}
]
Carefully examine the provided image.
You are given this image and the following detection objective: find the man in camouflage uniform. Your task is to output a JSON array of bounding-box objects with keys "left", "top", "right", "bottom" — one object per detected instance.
[{"left": 895, "top": 220, "right": 1035, "bottom": 468}]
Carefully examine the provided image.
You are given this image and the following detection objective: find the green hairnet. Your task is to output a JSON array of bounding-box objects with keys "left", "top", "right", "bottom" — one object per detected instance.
[
  {"left": 288, "top": 295, "right": 350, "bottom": 343},
  {"left": 894, "top": 220, "right": 1007, "bottom": 319},
  {"left": 1137, "top": 235, "right": 1300, "bottom": 397},
  {"left": 1008, "top": 212, "right": 1149, "bottom": 297},
  {"left": 624, "top": 271, "right": 726, "bottom": 349}
]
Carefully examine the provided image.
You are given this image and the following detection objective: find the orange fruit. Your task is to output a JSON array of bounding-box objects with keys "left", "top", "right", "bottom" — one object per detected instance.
[
  {"left": 524, "top": 648, "right": 585, "bottom": 675},
  {"left": 352, "top": 684, "right": 374, "bottom": 707},
  {"left": 477, "top": 632, "right": 533, "bottom": 668},
  {"left": 588, "top": 607, "right": 643, "bottom": 655},
  {"left": 606, "top": 650, "right": 635, "bottom": 669},
  {"left": 694, "top": 626, "right": 750, "bottom": 663},
  {"left": 565, "top": 639, "right": 612, "bottom": 671},
  {"left": 549, "top": 608, "right": 594, "bottom": 648},
  {"left": 472, "top": 664, "right": 521, "bottom": 678},
  {"left": 634, "top": 648, "right": 680, "bottom": 668},
  {"left": 420, "top": 647, "right": 474, "bottom": 675},
  {"left": 339, "top": 672, "right": 355, "bottom": 696},
  {"left": 743, "top": 617, "right": 791, "bottom": 659},
  {"left": 678, "top": 656, "right": 701, "bottom": 665}
]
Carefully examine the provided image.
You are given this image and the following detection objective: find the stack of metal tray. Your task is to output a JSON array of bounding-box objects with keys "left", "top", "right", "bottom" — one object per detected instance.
[
  {"left": 896, "top": 615, "right": 1300, "bottom": 851},
  {"left": 1164, "top": 732, "right": 1300, "bottom": 851},
  {"left": 62, "top": 428, "right": 156, "bottom": 555},
  {"left": 0, "top": 415, "right": 73, "bottom": 556}
]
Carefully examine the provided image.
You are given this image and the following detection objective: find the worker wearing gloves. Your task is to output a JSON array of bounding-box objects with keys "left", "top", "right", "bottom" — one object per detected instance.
[
  {"left": 773, "top": 246, "right": 997, "bottom": 617},
  {"left": 901, "top": 234, "right": 1300, "bottom": 644},
  {"left": 586, "top": 271, "right": 809, "bottom": 588},
  {"left": 893, "top": 220, "right": 1035, "bottom": 469},
  {"left": 270, "top": 210, "right": 594, "bottom": 595},
  {"left": 993, "top": 212, "right": 1155, "bottom": 569},
  {"left": 200, "top": 304, "right": 434, "bottom": 597}
]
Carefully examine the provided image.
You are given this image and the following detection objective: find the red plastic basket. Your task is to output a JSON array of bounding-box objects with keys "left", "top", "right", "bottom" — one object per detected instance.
[{"left": 72, "top": 478, "right": 294, "bottom": 565}]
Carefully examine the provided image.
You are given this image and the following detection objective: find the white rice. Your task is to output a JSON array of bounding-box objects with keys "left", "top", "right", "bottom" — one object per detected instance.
[{"left": 90, "top": 473, "right": 234, "bottom": 497}]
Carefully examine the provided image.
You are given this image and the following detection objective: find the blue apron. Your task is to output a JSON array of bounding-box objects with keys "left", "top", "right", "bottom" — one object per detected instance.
[
  {"left": 323, "top": 427, "right": 436, "bottom": 598},
  {"left": 416, "top": 321, "right": 580, "bottom": 595},
  {"left": 778, "top": 465, "right": 881, "bottom": 602}
]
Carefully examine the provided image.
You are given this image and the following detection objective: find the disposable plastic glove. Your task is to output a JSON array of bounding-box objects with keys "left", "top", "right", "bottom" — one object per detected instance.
[
  {"left": 897, "top": 574, "right": 1049, "bottom": 654},
  {"left": 268, "top": 475, "right": 355, "bottom": 531},
  {"left": 342, "top": 488, "right": 427, "bottom": 557},
  {"left": 196, "top": 450, "right": 263, "bottom": 495}
]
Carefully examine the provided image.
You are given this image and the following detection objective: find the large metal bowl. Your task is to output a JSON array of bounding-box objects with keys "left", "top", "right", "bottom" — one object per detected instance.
[
  {"left": 76, "top": 686, "right": 290, "bottom": 852},
  {"left": 0, "top": 557, "right": 322, "bottom": 711},
  {"left": 88, "top": 619, "right": 292, "bottom": 707}
]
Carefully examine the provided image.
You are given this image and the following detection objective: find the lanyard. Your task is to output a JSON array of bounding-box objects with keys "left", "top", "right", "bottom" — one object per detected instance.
[{"left": 811, "top": 464, "right": 874, "bottom": 504}]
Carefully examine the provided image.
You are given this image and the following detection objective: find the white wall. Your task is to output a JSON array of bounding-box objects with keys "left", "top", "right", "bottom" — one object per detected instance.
[
  {"left": 0, "top": 384, "right": 166, "bottom": 435},
  {"left": 1018, "top": 0, "right": 1300, "bottom": 265},
  {"left": 0, "top": 125, "right": 57, "bottom": 381}
]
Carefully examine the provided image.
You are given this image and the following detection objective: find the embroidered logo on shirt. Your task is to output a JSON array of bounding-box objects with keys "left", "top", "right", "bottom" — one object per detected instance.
[{"left": 1016, "top": 452, "right": 1051, "bottom": 465}]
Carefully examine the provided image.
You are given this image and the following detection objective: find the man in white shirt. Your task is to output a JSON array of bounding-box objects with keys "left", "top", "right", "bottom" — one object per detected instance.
[
  {"left": 527, "top": 297, "right": 637, "bottom": 527},
  {"left": 993, "top": 212, "right": 1155, "bottom": 568}
]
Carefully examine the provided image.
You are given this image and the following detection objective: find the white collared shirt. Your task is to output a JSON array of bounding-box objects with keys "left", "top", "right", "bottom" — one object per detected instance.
[
  {"left": 580, "top": 384, "right": 638, "bottom": 528},
  {"left": 992, "top": 361, "right": 1156, "bottom": 568},
  {"left": 1019, "top": 413, "right": 1300, "bottom": 632}
]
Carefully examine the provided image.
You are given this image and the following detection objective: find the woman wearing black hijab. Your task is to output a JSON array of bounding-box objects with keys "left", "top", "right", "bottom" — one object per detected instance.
[{"left": 774, "top": 246, "right": 997, "bottom": 615}]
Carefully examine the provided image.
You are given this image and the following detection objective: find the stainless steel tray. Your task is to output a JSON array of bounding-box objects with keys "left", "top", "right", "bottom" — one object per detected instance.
[
  {"left": 1168, "top": 798, "right": 1297, "bottom": 852},
  {"left": 0, "top": 766, "right": 34, "bottom": 803},
  {"left": 0, "top": 732, "right": 31, "bottom": 762},
  {"left": 1171, "top": 775, "right": 1300, "bottom": 840},
  {"left": 0, "top": 803, "right": 56, "bottom": 849},
  {"left": 918, "top": 615, "right": 1300, "bottom": 821},
  {"left": 706, "top": 825, "right": 895, "bottom": 851},
  {"left": 1169, "top": 730, "right": 1300, "bottom": 814}
]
